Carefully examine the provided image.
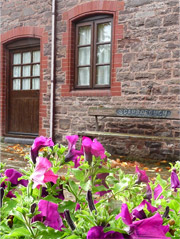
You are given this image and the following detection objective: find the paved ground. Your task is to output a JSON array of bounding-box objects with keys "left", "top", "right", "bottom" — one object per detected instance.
[{"left": 0, "top": 142, "right": 171, "bottom": 180}]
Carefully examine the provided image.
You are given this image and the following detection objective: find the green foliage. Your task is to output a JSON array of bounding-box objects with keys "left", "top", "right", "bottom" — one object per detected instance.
[{"left": 0, "top": 142, "right": 180, "bottom": 238}]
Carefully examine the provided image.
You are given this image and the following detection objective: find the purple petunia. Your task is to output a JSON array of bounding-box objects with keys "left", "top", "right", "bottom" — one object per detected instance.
[
  {"left": 31, "top": 136, "right": 54, "bottom": 164},
  {"left": 135, "top": 166, "right": 149, "bottom": 184},
  {"left": 95, "top": 173, "right": 111, "bottom": 196},
  {"left": 171, "top": 168, "right": 180, "bottom": 192},
  {"left": 87, "top": 226, "right": 124, "bottom": 239},
  {"left": 116, "top": 203, "right": 170, "bottom": 239},
  {"left": 82, "top": 137, "right": 106, "bottom": 165},
  {"left": 32, "top": 199, "right": 64, "bottom": 231},
  {"left": 5, "top": 168, "right": 28, "bottom": 187},
  {"left": 65, "top": 135, "right": 83, "bottom": 166}
]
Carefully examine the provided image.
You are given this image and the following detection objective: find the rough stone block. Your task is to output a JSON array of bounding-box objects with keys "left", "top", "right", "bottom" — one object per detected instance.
[{"left": 163, "top": 14, "right": 179, "bottom": 26}]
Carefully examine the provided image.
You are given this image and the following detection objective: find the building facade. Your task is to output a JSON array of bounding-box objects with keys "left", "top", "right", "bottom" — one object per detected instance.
[{"left": 1, "top": 0, "right": 180, "bottom": 160}]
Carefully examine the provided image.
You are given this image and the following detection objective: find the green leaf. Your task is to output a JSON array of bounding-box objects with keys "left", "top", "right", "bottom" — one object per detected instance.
[
  {"left": 72, "top": 168, "right": 85, "bottom": 181},
  {"left": 4, "top": 227, "right": 31, "bottom": 238},
  {"left": 80, "top": 180, "right": 91, "bottom": 191},
  {"left": 168, "top": 199, "right": 180, "bottom": 214},
  {"left": 43, "top": 195, "right": 62, "bottom": 204},
  {"left": 69, "top": 180, "right": 79, "bottom": 194},
  {"left": 58, "top": 200, "right": 77, "bottom": 213}
]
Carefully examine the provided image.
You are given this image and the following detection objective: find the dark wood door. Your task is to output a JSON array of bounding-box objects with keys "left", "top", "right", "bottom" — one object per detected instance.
[{"left": 8, "top": 48, "right": 40, "bottom": 135}]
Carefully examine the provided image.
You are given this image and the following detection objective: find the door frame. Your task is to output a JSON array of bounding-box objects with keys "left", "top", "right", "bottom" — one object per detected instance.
[{"left": 1, "top": 27, "right": 49, "bottom": 138}]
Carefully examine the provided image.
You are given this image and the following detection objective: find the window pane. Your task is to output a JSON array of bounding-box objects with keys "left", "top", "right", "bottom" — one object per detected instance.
[
  {"left": 97, "top": 44, "right": 111, "bottom": 64},
  {"left": 78, "top": 26, "right": 91, "bottom": 45},
  {"left": 32, "top": 78, "right": 40, "bottom": 90},
  {"left": 97, "top": 22, "right": 111, "bottom": 43},
  {"left": 22, "top": 79, "right": 30, "bottom": 90},
  {"left": 13, "top": 66, "right": 21, "bottom": 77},
  {"left": 13, "top": 79, "right": 21, "bottom": 90},
  {"left": 78, "top": 67, "right": 90, "bottom": 86},
  {"left": 33, "top": 64, "right": 40, "bottom": 76},
  {"left": 13, "top": 53, "right": 21, "bottom": 64},
  {"left": 33, "top": 51, "right": 40, "bottom": 63},
  {"left": 23, "top": 52, "right": 31, "bottom": 64},
  {"left": 96, "top": 65, "right": 110, "bottom": 85},
  {"left": 23, "top": 65, "right": 31, "bottom": 77},
  {"left": 78, "top": 47, "right": 90, "bottom": 65}
]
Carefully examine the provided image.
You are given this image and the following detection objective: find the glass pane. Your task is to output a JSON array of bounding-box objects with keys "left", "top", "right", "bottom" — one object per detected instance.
[
  {"left": 78, "top": 47, "right": 90, "bottom": 65},
  {"left": 13, "top": 79, "right": 21, "bottom": 90},
  {"left": 78, "top": 67, "right": 90, "bottom": 86},
  {"left": 23, "top": 65, "right": 31, "bottom": 77},
  {"left": 33, "top": 51, "right": 40, "bottom": 63},
  {"left": 13, "top": 66, "right": 21, "bottom": 77},
  {"left": 97, "top": 22, "right": 111, "bottom": 43},
  {"left": 13, "top": 53, "right": 21, "bottom": 64},
  {"left": 96, "top": 65, "right": 110, "bottom": 85},
  {"left": 78, "top": 26, "right": 91, "bottom": 45},
  {"left": 97, "top": 44, "right": 111, "bottom": 64},
  {"left": 23, "top": 52, "right": 31, "bottom": 64},
  {"left": 33, "top": 64, "right": 40, "bottom": 76},
  {"left": 32, "top": 78, "right": 40, "bottom": 90},
  {"left": 22, "top": 79, "right": 30, "bottom": 90}
]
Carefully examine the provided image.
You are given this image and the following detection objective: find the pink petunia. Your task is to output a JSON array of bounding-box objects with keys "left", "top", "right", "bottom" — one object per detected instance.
[{"left": 31, "top": 157, "right": 58, "bottom": 189}]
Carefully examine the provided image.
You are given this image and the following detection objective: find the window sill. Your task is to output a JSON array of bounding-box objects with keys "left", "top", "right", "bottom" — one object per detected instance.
[{"left": 62, "top": 89, "right": 112, "bottom": 97}]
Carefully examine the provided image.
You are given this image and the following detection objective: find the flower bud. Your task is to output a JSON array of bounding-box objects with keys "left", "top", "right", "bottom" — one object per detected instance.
[
  {"left": 64, "top": 209, "right": 76, "bottom": 231},
  {"left": 0, "top": 187, "right": 4, "bottom": 208},
  {"left": 162, "top": 206, "right": 169, "bottom": 218},
  {"left": 86, "top": 190, "right": 96, "bottom": 213},
  {"left": 30, "top": 203, "right": 37, "bottom": 214}
]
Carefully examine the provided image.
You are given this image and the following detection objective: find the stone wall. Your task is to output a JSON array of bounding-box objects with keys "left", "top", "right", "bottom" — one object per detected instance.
[
  {"left": 54, "top": 0, "right": 180, "bottom": 160},
  {"left": 1, "top": 0, "right": 180, "bottom": 160}
]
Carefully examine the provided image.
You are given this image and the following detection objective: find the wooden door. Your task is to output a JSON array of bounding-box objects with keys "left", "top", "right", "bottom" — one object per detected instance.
[{"left": 8, "top": 47, "right": 40, "bottom": 136}]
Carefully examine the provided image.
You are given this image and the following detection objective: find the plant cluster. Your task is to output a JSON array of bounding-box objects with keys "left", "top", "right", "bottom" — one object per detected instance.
[{"left": 0, "top": 135, "right": 180, "bottom": 239}]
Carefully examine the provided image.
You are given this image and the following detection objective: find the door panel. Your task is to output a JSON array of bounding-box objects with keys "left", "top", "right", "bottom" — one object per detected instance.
[{"left": 8, "top": 47, "right": 40, "bottom": 136}]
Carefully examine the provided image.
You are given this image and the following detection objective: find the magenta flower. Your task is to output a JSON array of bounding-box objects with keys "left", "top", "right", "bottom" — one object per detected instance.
[
  {"left": 87, "top": 226, "right": 124, "bottom": 239},
  {"left": 116, "top": 203, "right": 170, "bottom": 239},
  {"left": 82, "top": 137, "right": 106, "bottom": 165},
  {"left": 171, "top": 168, "right": 180, "bottom": 192},
  {"left": 32, "top": 199, "right": 63, "bottom": 231},
  {"left": 95, "top": 173, "right": 111, "bottom": 196},
  {"left": 4, "top": 168, "right": 28, "bottom": 187},
  {"left": 135, "top": 166, "right": 149, "bottom": 184},
  {"left": 65, "top": 135, "right": 83, "bottom": 166},
  {"left": 31, "top": 136, "right": 54, "bottom": 164},
  {"left": 132, "top": 200, "right": 157, "bottom": 220},
  {"left": 145, "top": 183, "right": 163, "bottom": 201},
  {"left": 31, "top": 157, "right": 58, "bottom": 189}
]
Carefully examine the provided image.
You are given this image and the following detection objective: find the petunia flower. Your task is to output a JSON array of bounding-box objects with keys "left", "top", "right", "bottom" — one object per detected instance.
[
  {"left": 145, "top": 183, "right": 163, "bottom": 201},
  {"left": 82, "top": 137, "right": 106, "bottom": 165},
  {"left": 171, "top": 168, "right": 180, "bottom": 192},
  {"left": 32, "top": 199, "right": 63, "bottom": 231},
  {"left": 31, "top": 136, "right": 54, "bottom": 164},
  {"left": 87, "top": 226, "right": 125, "bottom": 239},
  {"left": 95, "top": 173, "right": 111, "bottom": 196},
  {"left": 132, "top": 200, "right": 157, "bottom": 220},
  {"left": 4, "top": 168, "right": 28, "bottom": 187},
  {"left": 116, "top": 203, "right": 170, "bottom": 239},
  {"left": 135, "top": 166, "right": 149, "bottom": 184},
  {"left": 30, "top": 157, "right": 58, "bottom": 189},
  {"left": 65, "top": 135, "right": 83, "bottom": 166}
]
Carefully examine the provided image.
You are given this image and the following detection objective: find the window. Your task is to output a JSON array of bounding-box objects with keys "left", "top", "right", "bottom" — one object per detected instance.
[
  {"left": 11, "top": 48, "right": 40, "bottom": 91},
  {"left": 75, "top": 15, "right": 113, "bottom": 89}
]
